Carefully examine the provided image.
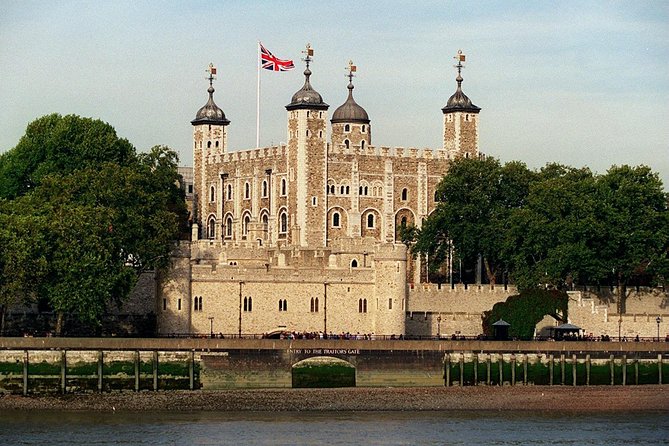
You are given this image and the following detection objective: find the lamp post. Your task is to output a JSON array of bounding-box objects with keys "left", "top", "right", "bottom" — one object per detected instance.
[
  {"left": 657, "top": 316, "right": 662, "bottom": 342},
  {"left": 208, "top": 316, "right": 214, "bottom": 338},
  {"left": 437, "top": 315, "right": 442, "bottom": 339},
  {"left": 238, "top": 281, "right": 245, "bottom": 338}
]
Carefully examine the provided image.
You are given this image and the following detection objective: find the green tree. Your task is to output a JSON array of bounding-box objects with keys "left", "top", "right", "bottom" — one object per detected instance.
[
  {"left": 0, "top": 115, "right": 187, "bottom": 334},
  {"left": 413, "top": 157, "right": 534, "bottom": 284},
  {"left": 595, "top": 165, "right": 669, "bottom": 313}
]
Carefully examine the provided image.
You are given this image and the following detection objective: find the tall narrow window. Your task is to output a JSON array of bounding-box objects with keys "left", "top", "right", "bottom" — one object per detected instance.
[
  {"left": 314, "top": 297, "right": 319, "bottom": 312},
  {"left": 210, "top": 186, "right": 215, "bottom": 202},
  {"left": 280, "top": 212, "right": 287, "bottom": 233},
  {"left": 344, "top": 139, "right": 350, "bottom": 149},
  {"left": 226, "top": 217, "right": 232, "bottom": 237},
  {"left": 244, "top": 182, "right": 250, "bottom": 199},
  {"left": 361, "top": 140, "right": 365, "bottom": 150},
  {"left": 344, "top": 124, "right": 350, "bottom": 132},
  {"left": 367, "top": 213, "right": 374, "bottom": 228},
  {"left": 388, "top": 298, "right": 393, "bottom": 310},
  {"left": 401, "top": 188, "right": 408, "bottom": 201},
  {"left": 227, "top": 184, "right": 232, "bottom": 200},
  {"left": 281, "top": 178, "right": 287, "bottom": 196},
  {"left": 262, "top": 180, "right": 268, "bottom": 197},
  {"left": 332, "top": 212, "right": 340, "bottom": 227}
]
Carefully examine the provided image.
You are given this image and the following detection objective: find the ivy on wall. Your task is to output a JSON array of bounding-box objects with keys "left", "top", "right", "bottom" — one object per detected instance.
[{"left": 482, "top": 289, "right": 569, "bottom": 339}]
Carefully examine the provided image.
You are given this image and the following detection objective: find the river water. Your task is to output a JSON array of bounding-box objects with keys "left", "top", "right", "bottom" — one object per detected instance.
[{"left": 0, "top": 410, "right": 667, "bottom": 445}]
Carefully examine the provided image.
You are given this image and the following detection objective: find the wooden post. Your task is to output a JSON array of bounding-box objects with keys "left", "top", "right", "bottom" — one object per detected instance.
[
  {"left": 445, "top": 354, "right": 451, "bottom": 387},
  {"left": 23, "top": 350, "right": 28, "bottom": 396},
  {"left": 486, "top": 355, "right": 491, "bottom": 385},
  {"left": 572, "top": 354, "right": 577, "bottom": 386},
  {"left": 659, "top": 354, "right": 663, "bottom": 385},
  {"left": 498, "top": 354, "right": 503, "bottom": 386},
  {"left": 511, "top": 355, "right": 516, "bottom": 386},
  {"left": 473, "top": 354, "right": 478, "bottom": 386},
  {"left": 523, "top": 354, "right": 528, "bottom": 385},
  {"left": 60, "top": 350, "right": 67, "bottom": 394},
  {"left": 459, "top": 354, "right": 464, "bottom": 387},
  {"left": 586, "top": 354, "right": 591, "bottom": 386},
  {"left": 153, "top": 351, "right": 159, "bottom": 391},
  {"left": 134, "top": 351, "right": 140, "bottom": 392},
  {"left": 622, "top": 354, "right": 627, "bottom": 386},
  {"left": 189, "top": 350, "right": 195, "bottom": 391},
  {"left": 635, "top": 357, "right": 639, "bottom": 385},
  {"left": 97, "top": 350, "right": 104, "bottom": 393},
  {"left": 549, "top": 354, "right": 554, "bottom": 386},
  {"left": 610, "top": 354, "right": 615, "bottom": 386},
  {"left": 560, "top": 354, "right": 565, "bottom": 385}
]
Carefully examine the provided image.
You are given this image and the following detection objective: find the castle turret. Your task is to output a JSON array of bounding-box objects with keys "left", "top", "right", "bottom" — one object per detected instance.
[
  {"left": 191, "top": 63, "right": 230, "bottom": 238},
  {"left": 331, "top": 61, "right": 371, "bottom": 151},
  {"left": 285, "top": 44, "right": 329, "bottom": 247},
  {"left": 442, "top": 50, "right": 480, "bottom": 158}
]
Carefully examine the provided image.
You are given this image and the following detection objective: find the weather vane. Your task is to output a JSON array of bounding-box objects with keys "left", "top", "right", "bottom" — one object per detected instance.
[
  {"left": 453, "top": 50, "right": 466, "bottom": 76},
  {"left": 346, "top": 60, "right": 357, "bottom": 82},
  {"left": 206, "top": 63, "right": 217, "bottom": 87},
  {"left": 302, "top": 43, "right": 314, "bottom": 69}
]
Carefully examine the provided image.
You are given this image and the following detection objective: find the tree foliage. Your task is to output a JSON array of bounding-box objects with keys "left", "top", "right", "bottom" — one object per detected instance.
[
  {"left": 0, "top": 114, "right": 187, "bottom": 334},
  {"left": 412, "top": 157, "right": 669, "bottom": 315}
]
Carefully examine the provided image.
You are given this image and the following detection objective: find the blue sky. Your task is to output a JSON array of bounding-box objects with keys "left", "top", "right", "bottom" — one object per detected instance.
[{"left": 1, "top": 1, "right": 667, "bottom": 186}]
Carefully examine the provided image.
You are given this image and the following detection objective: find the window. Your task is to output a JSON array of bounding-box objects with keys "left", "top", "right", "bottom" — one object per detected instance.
[
  {"left": 310, "top": 297, "right": 319, "bottom": 313},
  {"left": 361, "top": 140, "right": 365, "bottom": 150},
  {"left": 188, "top": 185, "right": 193, "bottom": 194},
  {"left": 401, "top": 216, "right": 407, "bottom": 228},
  {"left": 227, "top": 184, "right": 233, "bottom": 200},
  {"left": 434, "top": 190, "right": 439, "bottom": 202},
  {"left": 346, "top": 186, "right": 350, "bottom": 195},
  {"left": 340, "top": 186, "right": 345, "bottom": 195},
  {"left": 279, "top": 299, "right": 287, "bottom": 312},
  {"left": 351, "top": 259, "right": 358, "bottom": 268},
  {"left": 207, "top": 217, "right": 216, "bottom": 239},
  {"left": 319, "top": 131, "right": 323, "bottom": 138},
  {"left": 226, "top": 216, "right": 233, "bottom": 237},
  {"left": 367, "top": 213, "right": 375, "bottom": 228},
  {"left": 215, "top": 141, "right": 219, "bottom": 148},
  {"left": 177, "top": 299, "right": 181, "bottom": 311},
  {"left": 344, "top": 124, "right": 350, "bottom": 132},
  {"left": 243, "top": 215, "right": 250, "bottom": 237},
  {"left": 312, "top": 196, "right": 317, "bottom": 206},
  {"left": 329, "top": 184, "right": 335, "bottom": 194},
  {"left": 262, "top": 214, "right": 269, "bottom": 232},
  {"left": 388, "top": 298, "right": 393, "bottom": 310},
  {"left": 281, "top": 178, "right": 287, "bottom": 196},
  {"left": 210, "top": 186, "right": 215, "bottom": 202},
  {"left": 244, "top": 182, "right": 250, "bottom": 199},
  {"left": 279, "top": 212, "right": 287, "bottom": 233},
  {"left": 262, "top": 180, "right": 268, "bottom": 197},
  {"left": 358, "top": 298, "right": 367, "bottom": 313},
  {"left": 163, "top": 298, "right": 167, "bottom": 311},
  {"left": 333, "top": 212, "right": 340, "bottom": 227},
  {"left": 361, "top": 125, "right": 366, "bottom": 133},
  {"left": 344, "top": 139, "right": 350, "bottom": 149},
  {"left": 401, "top": 188, "right": 408, "bottom": 201},
  {"left": 244, "top": 296, "right": 252, "bottom": 312},
  {"left": 207, "top": 141, "right": 211, "bottom": 148},
  {"left": 193, "top": 296, "right": 203, "bottom": 311}
]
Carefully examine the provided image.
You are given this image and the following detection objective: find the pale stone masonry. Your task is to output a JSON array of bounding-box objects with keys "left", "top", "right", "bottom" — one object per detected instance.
[{"left": 158, "top": 50, "right": 482, "bottom": 337}]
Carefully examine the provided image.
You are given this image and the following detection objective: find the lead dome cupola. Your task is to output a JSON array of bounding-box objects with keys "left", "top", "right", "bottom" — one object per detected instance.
[
  {"left": 331, "top": 62, "right": 369, "bottom": 124},
  {"left": 191, "top": 63, "right": 230, "bottom": 126},
  {"left": 286, "top": 44, "right": 329, "bottom": 111},
  {"left": 442, "top": 51, "right": 480, "bottom": 114}
]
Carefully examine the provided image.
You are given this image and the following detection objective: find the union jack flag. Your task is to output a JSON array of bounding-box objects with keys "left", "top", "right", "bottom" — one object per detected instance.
[{"left": 260, "top": 43, "right": 295, "bottom": 72}]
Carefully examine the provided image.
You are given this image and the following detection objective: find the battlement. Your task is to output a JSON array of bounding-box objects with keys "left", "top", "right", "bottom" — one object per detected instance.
[
  {"left": 409, "top": 283, "right": 518, "bottom": 294},
  {"left": 329, "top": 143, "right": 454, "bottom": 161},
  {"left": 205, "top": 144, "right": 288, "bottom": 165}
]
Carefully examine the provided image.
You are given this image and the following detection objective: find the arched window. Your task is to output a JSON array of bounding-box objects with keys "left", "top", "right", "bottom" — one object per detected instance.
[
  {"left": 281, "top": 178, "right": 287, "bottom": 196},
  {"left": 333, "top": 212, "right": 340, "bottom": 227},
  {"left": 262, "top": 214, "right": 269, "bottom": 232},
  {"left": 401, "top": 216, "right": 407, "bottom": 228},
  {"left": 207, "top": 141, "right": 211, "bottom": 148},
  {"left": 279, "top": 299, "right": 287, "bottom": 312},
  {"left": 244, "top": 182, "right": 250, "bottom": 199},
  {"left": 401, "top": 188, "right": 408, "bottom": 201},
  {"left": 364, "top": 186, "right": 368, "bottom": 195},
  {"left": 207, "top": 217, "right": 216, "bottom": 239},
  {"left": 344, "top": 124, "right": 350, "bottom": 132},
  {"left": 243, "top": 215, "right": 250, "bottom": 236},
  {"left": 210, "top": 186, "right": 215, "bottom": 202},
  {"left": 359, "top": 298, "right": 367, "bottom": 313},
  {"left": 310, "top": 297, "right": 314, "bottom": 313},
  {"left": 314, "top": 297, "right": 319, "bottom": 312},
  {"left": 367, "top": 213, "right": 374, "bottom": 228},
  {"left": 329, "top": 185, "right": 335, "bottom": 194},
  {"left": 361, "top": 125, "right": 366, "bottom": 133},
  {"left": 262, "top": 180, "right": 268, "bottom": 197},
  {"left": 344, "top": 139, "right": 350, "bottom": 149},
  {"left": 361, "top": 140, "right": 365, "bottom": 150},
  {"left": 340, "top": 186, "right": 345, "bottom": 195},
  {"left": 434, "top": 190, "right": 439, "bottom": 202},
  {"left": 351, "top": 259, "right": 358, "bottom": 268},
  {"left": 345, "top": 186, "right": 350, "bottom": 195},
  {"left": 279, "top": 212, "right": 287, "bottom": 233},
  {"left": 359, "top": 299, "right": 363, "bottom": 313},
  {"left": 226, "top": 217, "right": 233, "bottom": 237},
  {"left": 359, "top": 186, "right": 363, "bottom": 195}
]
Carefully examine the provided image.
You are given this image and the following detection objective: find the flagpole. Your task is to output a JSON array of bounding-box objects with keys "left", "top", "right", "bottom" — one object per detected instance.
[{"left": 256, "top": 41, "right": 261, "bottom": 148}]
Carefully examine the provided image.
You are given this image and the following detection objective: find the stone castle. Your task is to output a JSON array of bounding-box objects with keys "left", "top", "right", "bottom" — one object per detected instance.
[
  {"left": 157, "top": 47, "right": 668, "bottom": 339},
  {"left": 158, "top": 47, "right": 481, "bottom": 337}
]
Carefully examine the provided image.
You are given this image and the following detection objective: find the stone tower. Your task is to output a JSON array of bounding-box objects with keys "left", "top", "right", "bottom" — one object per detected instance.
[
  {"left": 442, "top": 50, "right": 480, "bottom": 158},
  {"left": 331, "top": 61, "right": 371, "bottom": 150},
  {"left": 285, "top": 44, "right": 329, "bottom": 247},
  {"left": 191, "top": 63, "right": 230, "bottom": 236}
]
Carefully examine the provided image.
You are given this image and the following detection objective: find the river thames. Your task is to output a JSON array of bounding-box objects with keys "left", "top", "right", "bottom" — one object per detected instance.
[{"left": 0, "top": 410, "right": 667, "bottom": 445}]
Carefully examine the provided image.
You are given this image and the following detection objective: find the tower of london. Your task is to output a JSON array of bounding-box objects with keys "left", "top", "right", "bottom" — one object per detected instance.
[{"left": 157, "top": 48, "right": 482, "bottom": 337}]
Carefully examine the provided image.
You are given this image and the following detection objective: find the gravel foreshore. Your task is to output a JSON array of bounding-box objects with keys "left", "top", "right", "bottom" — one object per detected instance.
[{"left": 1, "top": 386, "right": 667, "bottom": 412}]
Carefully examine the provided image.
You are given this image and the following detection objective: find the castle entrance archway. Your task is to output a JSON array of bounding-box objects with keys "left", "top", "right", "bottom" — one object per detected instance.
[{"left": 291, "top": 356, "right": 356, "bottom": 388}]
